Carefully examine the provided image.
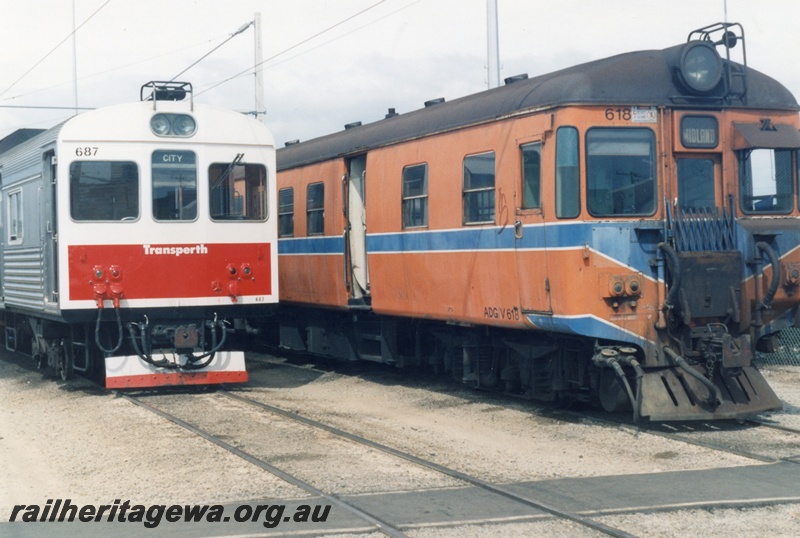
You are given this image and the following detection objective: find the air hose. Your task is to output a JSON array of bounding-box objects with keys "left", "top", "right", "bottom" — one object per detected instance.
[
  {"left": 664, "top": 347, "right": 721, "bottom": 407},
  {"left": 592, "top": 350, "right": 638, "bottom": 421},
  {"left": 755, "top": 242, "right": 780, "bottom": 310},
  {"left": 95, "top": 307, "right": 124, "bottom": 354},
  {"left": 658, "top": 242, "right": 682, "bottom": 310},
  {"left": 619, "top": 354, "right": 644, "bottom": 423}
]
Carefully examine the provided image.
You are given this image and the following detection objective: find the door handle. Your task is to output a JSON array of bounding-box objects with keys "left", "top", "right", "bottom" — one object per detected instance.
[{"left": 514, "top": 220, "right": 523, "bottom": 239}]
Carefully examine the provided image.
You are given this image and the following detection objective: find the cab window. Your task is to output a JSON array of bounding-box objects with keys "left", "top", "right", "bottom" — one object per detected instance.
[
  {"left": 677, "top": 158, "right": 715, "bottom": 211},
  {"left": 587, "top": 128, "right": 656, "bottom": 217},
  {"left": 209, "top": 162, "right": 268, "bottom": 221},
  {"left": 556, "top": 127, "right": 580, "bottom": 218},
  {"left": 153, "top": 150, "right": 196, "bottom": 221},
  {"left": 70, "top": 161, "right": 139, "bottom": 221},
  {"left": 739, "top": 149, "right": 793, "bottom": 214}
]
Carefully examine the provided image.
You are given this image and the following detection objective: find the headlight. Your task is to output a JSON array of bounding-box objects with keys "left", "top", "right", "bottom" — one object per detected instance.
[
  {"left": 172, "top": 115, "right": 197, "bottom": 136},
  {"left": 150, "top": 114, "right": 171, "bottom": 136},
  {"left": 149, "top": 113, "right": 196, "bottom": 137},
  {"left": 680, "top": 41, "right": 722, "bottom": 93}
]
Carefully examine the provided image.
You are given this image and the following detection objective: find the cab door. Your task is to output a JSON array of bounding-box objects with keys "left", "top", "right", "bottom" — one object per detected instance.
[
  {"left": 675, "top": 155, "right": 722, "bottom": 214},
  {"left": 41, "top": 150, "right": 59, "bottom": 312},
  {"left": 514, "top": 140, "right": 551, "bottom": 313}
]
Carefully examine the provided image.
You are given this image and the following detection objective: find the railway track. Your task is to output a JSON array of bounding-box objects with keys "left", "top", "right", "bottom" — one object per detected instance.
[
  {"left": 650, "top": 421, "right": 800, "bottom": 465},
  {"left": 566, "top": 411, "right": 800, "bottom": 466},
  {"left": 3, "top": 347, "right": 799, "bottom": 535},
  {"left": 117, "top": 388, "right": 637, "bottom": 538},
  {"left": 253, "top": 351, "right": 800, "bottom": 468},
  {"left": 119, "top": 392, "right": 407, "bottom": 537},
  {"left": 747, "top": 417, "right": 800, "bottom": 436}
]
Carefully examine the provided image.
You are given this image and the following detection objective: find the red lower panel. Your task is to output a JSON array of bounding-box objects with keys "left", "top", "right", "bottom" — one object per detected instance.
[
  {"left": 69, "top": 242, "right": 272, "bottom": 301},
  {"left": 106, "top": 370, "right": 248, "bottom": 389},
  {"left": 104, "top": 351, "right": 248, "bottom": 389}
]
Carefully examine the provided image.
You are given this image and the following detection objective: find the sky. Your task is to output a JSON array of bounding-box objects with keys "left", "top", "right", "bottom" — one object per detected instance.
[{"left": 1, "top": 0, "right": 799, "bottom": 148}]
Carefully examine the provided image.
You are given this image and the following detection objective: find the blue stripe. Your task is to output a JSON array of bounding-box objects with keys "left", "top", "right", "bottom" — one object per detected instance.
[
  {"left": 368, "top": 221, "right": 661, "bottom": 275},
  {"left": 278, "top": 235, "right": 344, "bottom": 255},
  {"left": 278, "top": 221, "right": 663, "bottom": 274},
  {"left": 526, "top": 313, "right": 656, "bottom": 352},
  {"left": 369, "top": 226, "right": 516, "bottom": 252}
]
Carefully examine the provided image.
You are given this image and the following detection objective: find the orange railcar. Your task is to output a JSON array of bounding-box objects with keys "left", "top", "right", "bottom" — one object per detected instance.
[{"left": 276, "top": 23, "right": 797, "bottom": 421}]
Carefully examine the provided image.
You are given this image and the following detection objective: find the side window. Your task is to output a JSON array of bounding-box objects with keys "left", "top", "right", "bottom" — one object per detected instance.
[
  {"left": 463, "top": 152, "right": 495, "bottom": 224},
  {"left": 278, "top": 187, "right": 294, "bottom": 237},
  {"left": 152, "top": 150, "right": 197, "bottom": 221},
  {"left": 8, "top": 189, "right": 22, "bottom": 244},
  {"left": 521, "top": 142, "right": 542, "bottom": 209},
  {"left": 586, "top": 128, "right": 656, "bottom": 217},
  {"left": 556, "top": 127, "right": 580, "bottom": 218},
  {"left": 307, "top": 182, "right": 324, "bottom": 235},
  {"left": 740, "top": 149, "right": 793, "bottom": 214},
  {"left": 677, "top": 158, "right": 715, "bottom": 211},
  {"left": 402, "top": 164, "right": 428, "bottom": 228},
  {"left": 209, "top": 162, "right": 268, "bottom": 221},
  {"left": 70, "top": 161, "right": 139, "bottom": 221}
]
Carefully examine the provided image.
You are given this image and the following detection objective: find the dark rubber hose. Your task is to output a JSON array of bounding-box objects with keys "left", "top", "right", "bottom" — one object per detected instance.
[
  {"left": 658, "top": 243, "right": 681, "bottom": 310},
  {"left": 756, "top": 242, "right": 780, "bottom": 310}
]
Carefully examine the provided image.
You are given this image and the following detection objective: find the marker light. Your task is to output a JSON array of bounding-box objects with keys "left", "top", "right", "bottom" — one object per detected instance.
[
  {"left": 680, "top": 41, "right": 723, "bottom": 93},
  {"left": 150, "top": 113, "right": 197, "bottom": 137}
]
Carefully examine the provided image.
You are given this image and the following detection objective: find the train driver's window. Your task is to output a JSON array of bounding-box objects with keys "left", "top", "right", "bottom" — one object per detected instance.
[
  {"left": 739, "top": 149, "right": 793, "bottom": 214},
  {"left": 677, "top": 158, "right": 715, "bottom": 211},
  {"left": 307, "top": 182, "right": 324, "bottom": 235},
  {"left": 463, "top": 152, "right": 495, "bottom": 224},
  {"left": 278, "top": 187, "right": 294, "bottom": 237},
  {"left": 586, "top": 128, "right": 656, "bottom": 217},
  {"left": 70, "top": 161, "right": 139, "bottom": 221},
  {"left": 209, "top": 162, "right": 268, "bottom": 221},
  {"left": 521, "top": 142, "right": 542, "bottom": 209},
  {"left": 402, "top": 163, "right": 428, "bottom": 228},
  {"left": 153, "top": 150, "right": 197, "bottom": 221},
  {"left": 555, "top": 127, "right": 580, "bottom": 218}
]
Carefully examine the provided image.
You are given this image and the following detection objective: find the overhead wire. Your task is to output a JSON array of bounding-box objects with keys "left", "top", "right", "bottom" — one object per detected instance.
[
  {"left": 169, "top": 21, "right": 254, "bottom": 82},
  {"left": 196, "top": 0, "right": 392, "bottom": 97},
  {"left": 239, "top": 0, "right": 422, "bottom": 74},
  {"left": 0, "top": 104, "right": 94, "bottom": 111},
  {"left": 1, "top": 0, "right": 414, "bottom": 115},
  {"left": 0, "top": 33, "right": 233, "bottom": 104},
  {"left": 0, "top": 0, "right": 112, "bottom": 99}
]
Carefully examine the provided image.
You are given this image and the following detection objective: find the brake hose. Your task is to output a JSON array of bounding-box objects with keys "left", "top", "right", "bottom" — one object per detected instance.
[
  {"left": 755, "top": 242, "right": 780, "bottom": 310},
  {"left": 95, "top": 308, "right": 124, "bottom": 354}
]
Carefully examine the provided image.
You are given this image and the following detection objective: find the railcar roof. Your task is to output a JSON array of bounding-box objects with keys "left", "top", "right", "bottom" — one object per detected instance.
[
  {"left": 277, "top": 43, "right": 799, "bottom": 171},
  {"left": 0, "top": 128, "right": 46, "bottom": 156}
]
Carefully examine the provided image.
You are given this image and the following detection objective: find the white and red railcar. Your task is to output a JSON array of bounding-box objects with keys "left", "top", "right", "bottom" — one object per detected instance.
[{"left": 0, "top": 82, "right": 278, "bottom": 388}]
